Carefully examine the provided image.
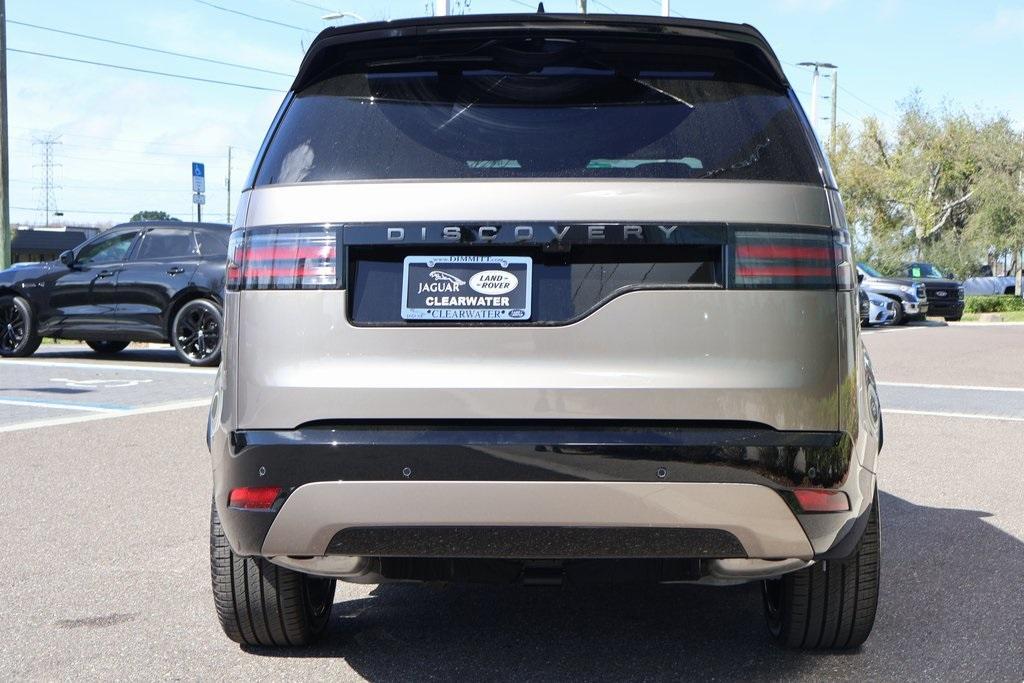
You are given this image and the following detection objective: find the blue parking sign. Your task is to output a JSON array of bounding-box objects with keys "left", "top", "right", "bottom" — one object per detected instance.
[{"left": 192, "top": 162, "right": 206, "bottom": 193}]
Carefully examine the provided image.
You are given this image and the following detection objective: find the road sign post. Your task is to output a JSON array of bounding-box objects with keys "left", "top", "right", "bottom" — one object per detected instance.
[{"left": 192, "top": 162, "right": 205, "bottom": 222}]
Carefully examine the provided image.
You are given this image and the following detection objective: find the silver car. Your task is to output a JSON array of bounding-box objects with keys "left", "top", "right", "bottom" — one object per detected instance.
[
  {"left": 208, "top": 13, "right": 882, "bottom": 651},
  {"left": 861, "top": 289, "right": 898, "bottom": 326}
]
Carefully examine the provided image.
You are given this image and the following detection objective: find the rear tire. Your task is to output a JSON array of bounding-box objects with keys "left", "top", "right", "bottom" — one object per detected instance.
[
  {"left": 762, "top": 491, "right": 880, "bottom": 650},
  {"left": 945, "top": 315, "right": 962, "bottom": 322},
  {"left": 0, "top": 295, "right": 42, "bottom": 358},
  {"left": 171, "top": 299, "right": 222, "bottom": 367},
  {"left": 210, "top": 500, "right": 335, "bottom": 647},
  {"left": 87, "top": 340, "right": 130, "bottom": 354}
]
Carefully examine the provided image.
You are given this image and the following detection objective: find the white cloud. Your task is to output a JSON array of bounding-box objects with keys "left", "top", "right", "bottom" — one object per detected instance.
[
  {"left": 976, "top": 7, "right": 1024, "bottom": 37},
  {"left": 5, "top": 4, "right": 302, "bottom": 225}
]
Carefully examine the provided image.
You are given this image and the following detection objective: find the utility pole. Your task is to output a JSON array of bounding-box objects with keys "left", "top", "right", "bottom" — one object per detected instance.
[
  {"left": 1017, "top": 131, "right": 1023, "bottom": 296},
  {"left": 0, "top": 0, "right": 10, "bottom": 269},
  {"left": 829, "top": 69, "right": 838, "bottom": 157},
  {"left": 662, "top": 0, "right": 670, "bottom": 17},
  {"left": 33, "top": 134, "right": 61, "bottom": 227},
  {"left": 434, "top": 0, "right": 448, "bottom": 16},
  {"left": 797, "top": 62, "right": 837, "bottom": 141},
  {"left": 578, "top": 0, "right": 586, "bottom": 13},
  {"left": 225, "top": 146, "right": 232, "bottom": 225}
]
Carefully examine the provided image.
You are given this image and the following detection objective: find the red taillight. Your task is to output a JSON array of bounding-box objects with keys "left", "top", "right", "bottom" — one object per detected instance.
[
  {"left": 733, "top": 229, "right": 853, "bottom": 290},
  {"left": 228, "top": 486, "right": 283, "bottom": 510},
  {"left": 226, "top": 227, "right": 337, "bottom": 291},
  {"left": 793, "top": 489, "right": 850, "bottom": 513}
]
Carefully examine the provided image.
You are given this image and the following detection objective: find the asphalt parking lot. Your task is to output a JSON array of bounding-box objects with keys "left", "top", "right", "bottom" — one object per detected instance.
[{"left": 2, "top": 324, "right": 1023, "bottom": 680}]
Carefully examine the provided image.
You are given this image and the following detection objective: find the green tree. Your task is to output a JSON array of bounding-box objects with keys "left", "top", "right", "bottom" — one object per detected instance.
[
  {"left": 129, "top": 210, "right": 179, "bottom": 222},
  {"left": 832, "top": 95, "right": 1023, "bottom": 281}
]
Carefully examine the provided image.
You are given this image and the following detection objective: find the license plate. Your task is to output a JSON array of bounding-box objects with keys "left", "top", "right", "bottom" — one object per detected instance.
[{"left": 401, "top": 255, "right": 532, "bottom": 321}]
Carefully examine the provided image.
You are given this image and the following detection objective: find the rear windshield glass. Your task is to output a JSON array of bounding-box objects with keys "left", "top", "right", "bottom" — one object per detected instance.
[{"left": 256, "top": 41, "right": 820, "bottom": 184}]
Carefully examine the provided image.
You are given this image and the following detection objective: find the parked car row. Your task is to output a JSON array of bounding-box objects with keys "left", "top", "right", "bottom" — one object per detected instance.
[
  {"left": 0, "top": 221, "right": 230, "bottom": 365},
  {"left": 857, "top": 261, "right": 965, "bottom": 325}
]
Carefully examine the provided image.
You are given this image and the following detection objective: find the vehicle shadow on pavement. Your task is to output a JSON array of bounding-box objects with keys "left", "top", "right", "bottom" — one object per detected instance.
[
  {"left": 32, "top": 346, "right": 184, "bottom": 364},
  {"left": 244, "top": 491, "right": 1024, "bottom": 680}
]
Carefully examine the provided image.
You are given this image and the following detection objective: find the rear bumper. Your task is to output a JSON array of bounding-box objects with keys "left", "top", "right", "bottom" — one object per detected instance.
[
  {"left": 212, "top": 422, "right": 869, "bottom": 562},
  {"left": 263, "top": 481, "right": 811, "bottom": 559}
]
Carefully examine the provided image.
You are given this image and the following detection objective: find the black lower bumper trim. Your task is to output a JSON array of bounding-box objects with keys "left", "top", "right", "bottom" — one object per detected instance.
[
  {"left": 233, "top": 422, "right": 852, "bottom": 488},
  {"left": 326, "top": 526, "right": 747, "bottom": 559},
  {"left": 214, "top": 421, "right": 853, "bottom": 556}
]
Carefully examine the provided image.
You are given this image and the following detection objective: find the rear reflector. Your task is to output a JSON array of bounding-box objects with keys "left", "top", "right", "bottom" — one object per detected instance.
[
  {"left": 793, "top": 489, "right": 850, "bottom": 513},
  {"left": 228, "top": 486, "right": 283, "bottom": 510},
  {"left": 227, "top": 227, "right": 337, "bottom": 290}
]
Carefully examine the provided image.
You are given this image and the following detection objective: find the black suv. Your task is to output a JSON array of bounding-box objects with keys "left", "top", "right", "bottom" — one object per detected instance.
[
  {"left": 902, "top": 262, "right": 964, "bottom": 322},
  {"left": 0, "top": 221, "right": 229, "bottom": 365}
]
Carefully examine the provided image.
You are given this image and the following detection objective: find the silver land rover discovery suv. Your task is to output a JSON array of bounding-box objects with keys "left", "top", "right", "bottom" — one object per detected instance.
[{"left": 209, "top": 13, "right": 882, "bottom": 650}]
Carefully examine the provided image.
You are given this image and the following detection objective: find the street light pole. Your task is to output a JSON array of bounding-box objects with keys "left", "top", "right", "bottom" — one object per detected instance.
[
  {"left": 435, "top": 0, "right": 448, "bottom": 16},
  {"left": 797, "top": 61, "right": 837, "bottom": 140},
  {"left": 662, "top": 0, "right": 670, "bottom": 17},
  {"left": 321, "top": 10, "right": 366, "bottom": 22}
]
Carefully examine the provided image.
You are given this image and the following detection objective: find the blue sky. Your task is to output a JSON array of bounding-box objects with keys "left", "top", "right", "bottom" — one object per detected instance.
[{"left": 6, "top": 0, "right": 1024, "bottom": 226}]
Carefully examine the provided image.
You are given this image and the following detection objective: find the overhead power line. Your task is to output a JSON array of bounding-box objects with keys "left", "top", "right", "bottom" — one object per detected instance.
[
  {"left": 288, "top": 0, "right": 333, "bottom": 11},
  {"left": 55, "top": 154, "right": 191, "bottom": 167},
  {"left": 837, "top": 84, "right": 893, "bottom": 118},
  {"left": 9, "top": 135, "right": 247, "bottom": 159},
  {"left": 11, "top": 204, "right": 230, "bottom": 217},
  {"left": 6, "top": 48, "right": 285, "bottom": 92},
  {"left": 10, "top": 126, "right": 257, "bottom": 155},
  {"left": 785, "top": 59, "right": 892, "bottom": 121},
  {"left": 11, "top": 179, "right": 188, "bottom": 193},
  {"left": 192, "top": 0, "right": 313, "bottom": 33},
  {"left": 590, "top": 0, "right": 620, "bottom": 13},
  {"left": 7, "top": 20, "right": 293, "bottom": 77}
]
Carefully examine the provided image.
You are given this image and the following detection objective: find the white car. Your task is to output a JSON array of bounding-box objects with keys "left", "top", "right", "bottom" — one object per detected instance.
[
  {"left": 861, "top": 289, "right": 897, "bottom": 326},
  {"left": 963, "top": 276, "right": 1016, "bottom": 296}
]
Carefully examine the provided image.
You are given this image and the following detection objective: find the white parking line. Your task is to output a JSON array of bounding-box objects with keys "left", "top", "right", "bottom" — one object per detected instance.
[
  {"left": 861, "top": 326, "right": 933, "bottom": 334},
  {"left": 883, "top": 408, "right": 1024, "bottom": 423},
  {"left": 0, "top": 398, "right": 125, "bottom": 414},
  {"left": 0, "top": 398, "right": 211, "bottom": 433},
  {"left": 0, "top": 359, "right": 217, "bottom": 375},
  {"left": 879, "top": 382, "right": 1024, "bottom": 393}
]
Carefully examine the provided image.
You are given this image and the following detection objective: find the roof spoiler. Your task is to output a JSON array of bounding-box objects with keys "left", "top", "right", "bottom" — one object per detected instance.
[{"left": 290, "top": 13, "right": 789, "bottom": 92}]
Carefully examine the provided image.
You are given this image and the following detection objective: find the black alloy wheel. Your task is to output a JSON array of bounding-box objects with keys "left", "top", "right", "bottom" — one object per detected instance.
[
  {"left": 172, "top": 299, "right": 223, "bottom": 367},
  {"left": 0, "top": 295, "right": 42, "bottom": 357}
]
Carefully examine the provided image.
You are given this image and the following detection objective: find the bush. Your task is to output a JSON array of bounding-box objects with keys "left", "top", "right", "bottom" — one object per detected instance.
[{"left": 964, "top": 295, "right": 1024, "bottom": 313}]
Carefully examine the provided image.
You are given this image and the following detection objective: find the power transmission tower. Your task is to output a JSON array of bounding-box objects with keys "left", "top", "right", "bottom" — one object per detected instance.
[
  {"left": 32, "top": 134, "right": 61, "bottom": 227},
  {"left": 0, "top": 0, "right": 10, "bottom": 268}
]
